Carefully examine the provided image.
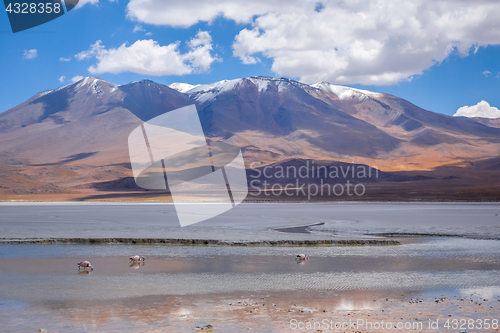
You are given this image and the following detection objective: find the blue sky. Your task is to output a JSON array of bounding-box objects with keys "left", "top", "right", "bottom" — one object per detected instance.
[{"left": 1, "top": 0, "right": 499, "bottom": 117}]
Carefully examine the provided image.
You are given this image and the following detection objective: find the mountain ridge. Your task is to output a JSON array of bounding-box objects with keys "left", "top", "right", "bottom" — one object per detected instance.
[{"left": 1, "top": 76, "right": 499, "bottom": 200}]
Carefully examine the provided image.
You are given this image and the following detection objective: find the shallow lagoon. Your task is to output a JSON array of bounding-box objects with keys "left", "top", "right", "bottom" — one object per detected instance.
[{"left": 0, "top": 203, "right": 499, "bottom": 332}]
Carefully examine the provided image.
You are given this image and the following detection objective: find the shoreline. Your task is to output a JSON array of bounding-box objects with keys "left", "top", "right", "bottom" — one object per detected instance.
[
  {"left": 0, "top": 238, "right": 401, "bottom": 246},
  {"left": 3, "top": 233, "right": 500, "bottom": 245},
  {"left": 371, "top": 232, "right": 500, "bottom": 240},
  {"left": 2, "top": 287, "right": 499, "bottom": 332},
  {"left": 1, "top": 200, "right": 500, "bottom": 204}
]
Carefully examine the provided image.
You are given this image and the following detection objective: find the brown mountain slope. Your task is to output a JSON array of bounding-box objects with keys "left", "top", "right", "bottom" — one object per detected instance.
[{"left": 0, "top": 76, "right": 499, "bottom": 201}]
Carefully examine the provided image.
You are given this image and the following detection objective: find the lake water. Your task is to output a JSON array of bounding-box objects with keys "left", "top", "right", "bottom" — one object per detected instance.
[{"left": 0, "top": 203, "right": 499, "bottom": 332}]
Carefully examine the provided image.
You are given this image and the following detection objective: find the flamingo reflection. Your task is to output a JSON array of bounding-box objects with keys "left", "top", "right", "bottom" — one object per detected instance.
[{"left": 129, "top": 261, "right": 145, "bottom": 269}]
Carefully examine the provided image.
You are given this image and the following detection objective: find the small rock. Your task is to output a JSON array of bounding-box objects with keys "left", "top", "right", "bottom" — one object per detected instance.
[
  {"left": 194, "top": 324, "right": 213, "bottom": 331},
  {"left": 300, "top": 308, "right": 312, "bottom": 313}
]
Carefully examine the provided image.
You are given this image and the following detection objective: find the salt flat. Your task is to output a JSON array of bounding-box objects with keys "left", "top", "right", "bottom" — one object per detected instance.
[{"left": 0, "top": 202, "right": 499, "bottom": 240}]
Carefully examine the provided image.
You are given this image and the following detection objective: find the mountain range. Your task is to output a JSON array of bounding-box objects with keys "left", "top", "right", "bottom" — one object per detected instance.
[{"left": 0, "top": 76, "right": 499, "bottom": 201}]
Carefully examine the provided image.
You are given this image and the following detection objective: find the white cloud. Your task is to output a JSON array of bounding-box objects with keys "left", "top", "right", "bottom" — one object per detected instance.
[
  {"left": 71, "top": 75, "right": 84, "bottom": 83},
  {"left": 126, "top": 0, "right": 287, "bottom": 28},
  {"left": 75, "top": 40, "right": 104, "bottom": 60},
  {"left": 59, "top": 57, "right": 71, "bottom": 62},
  {"left": 483, "top": 70, "right": 492, "bottom": 77},
  {"left": 58, "top": 76, "right": 66, "bottom": 83},
  {"left": 145, "top": 32, "right": 153, "bottom": 36},
  {"left": 23, "top": 49, "right": 37, "bottom": 59},
  {"left": 454, "top": 101, "right": 500, "bottom": 119},
  {"left": 126, "top": 0, "right": 500, "bottom": 85},
  {"left": 74, "top": 0, "right": 99, "bottom": 8},
  {"left": 133, "top": 24, "right": 145, "bottom": 33},
  {"left": 76, "top": 31, "right": 218, "bottom": 76}
]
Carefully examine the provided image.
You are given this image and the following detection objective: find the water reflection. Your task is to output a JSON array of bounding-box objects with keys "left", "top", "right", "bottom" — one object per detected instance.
[{"left": 129, "top": 262, "right": 145, "bottom": 269}]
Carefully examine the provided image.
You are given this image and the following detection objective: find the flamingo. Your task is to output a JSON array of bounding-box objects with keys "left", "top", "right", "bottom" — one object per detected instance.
[
  {"left": 129, "top": 255, "right": 146, "bottom": 262},
  {"left": 77, "top": 261, "right": 93, "bottom": 271},
  {"left": 295, "top": 254, "right": 308, "bottom": 261}
]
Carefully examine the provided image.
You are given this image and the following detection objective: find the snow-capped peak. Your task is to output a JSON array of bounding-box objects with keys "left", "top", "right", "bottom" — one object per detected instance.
[
  {"left": 168, "top": 82, "right": 200, "bottom": 93},
  {"left": 311, "top": 81, "right": 383, "bottom": 101},
  {"left": 185, "top": 76, "right": 316, "bottom": 103},
  {"left": 186, "top": 78, "right": 244, "bottom": 103},
  {"left": 37, "top": 77, "right": 106, "bottom": 98},
  {"left": 72, "top": 77, "right": 117, "bottom": 97},
  {"left": 75, "top": 77, "right": 102, "bottom": 88},
  {"left": 247, "top": 76, "right": 312, "bottom": 93}
]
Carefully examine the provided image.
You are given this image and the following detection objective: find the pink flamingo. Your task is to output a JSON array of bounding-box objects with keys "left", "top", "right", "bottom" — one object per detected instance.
[
  {"left": 129, "top": 255, "right": 146, "bottom": 262},
  {"left": 77, "top": 261, "right": 93, "bottom": 271},
  {"left": 295, "top": 254, "right": 309, "bottom": 261}
]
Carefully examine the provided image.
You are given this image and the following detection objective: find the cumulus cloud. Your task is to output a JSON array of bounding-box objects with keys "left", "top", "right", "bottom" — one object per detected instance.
[
  {"left": 454, "top": 101, "right": 500, "bottom": 119},
  {"left": 59, "top": 57, "right": 71, "bottom": 62},
  {"left": 23, "top": 49, "right": 37, "bottom": 59},
  {"left": 75, "top": 40, "right": 104, "bottom": 61},
  {"left": 71, "top": 75, "right": 84, "bottom": 83},
  {"left": 125, "top": 0, "right": 500, "bottom": 85},
  {"left": 75, "top": 31, "right": 217, "bottom": 76},
  {"left": 58, "top": 76, "right": 66, "bottom": 83},
  {"left": 133, "top": 24, "right": 145, "bottom": 33},
  {"left": 126, "top": 0, "right": 288, "bottom": 27}
]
